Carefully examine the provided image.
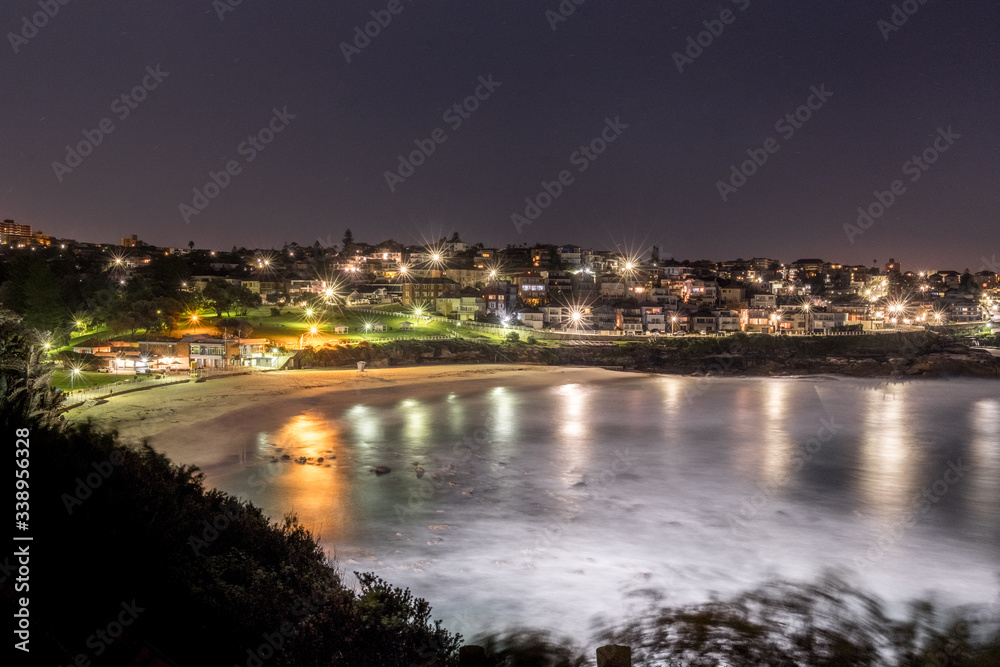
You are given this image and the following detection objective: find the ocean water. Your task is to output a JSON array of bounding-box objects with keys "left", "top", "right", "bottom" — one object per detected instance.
[{"left": 146, "top": 374, "right": 1000, "bottom": 642}]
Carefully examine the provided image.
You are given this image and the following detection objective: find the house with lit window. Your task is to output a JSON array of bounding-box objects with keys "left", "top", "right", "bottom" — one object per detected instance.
[
  {"left": 401, "top": 274, "right": 461, "bottom": 312},
  {"left": 180, "top": 335, "right": 238, "bottom": 369},
  {"left": 514, "top": 272, "right": 547, "bottom": 306},
  {"left": 802, "top": 311, "right": 847, "bottom": 333},
  {"left": 437, "top": 287, "right": 485, "bottom": 321},
  {"left": 640, "top": 306, "right": 665, "bottom": 332},
  {"left": 744, "top": 309, "right": 773, "bottom": 333},
  {"left": 689, "top": 313, "right": 718, "bottom": 334}
]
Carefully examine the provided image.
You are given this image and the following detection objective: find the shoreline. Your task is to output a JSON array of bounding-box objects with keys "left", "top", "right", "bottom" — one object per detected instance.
[
  {"left": 65, "top": 363, "right": 609, "bottom": 443},
  {"left": 65, "top": 360, "right": 998, "bottom": 446}
]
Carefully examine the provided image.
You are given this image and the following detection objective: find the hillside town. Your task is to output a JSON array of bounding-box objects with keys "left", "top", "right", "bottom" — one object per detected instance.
[{"left": 2, "top": 219, "right": 999, "bottom": 376}]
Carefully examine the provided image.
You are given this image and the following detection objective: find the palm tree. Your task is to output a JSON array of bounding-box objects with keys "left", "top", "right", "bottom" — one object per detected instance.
[{"left": 0, "top": 312, "right": 65, "bottom": 432}]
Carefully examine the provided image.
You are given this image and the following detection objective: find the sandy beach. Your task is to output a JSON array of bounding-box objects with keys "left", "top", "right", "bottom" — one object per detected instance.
[{"left": 66, "top": 363, "right": 615, "bottom": 444}]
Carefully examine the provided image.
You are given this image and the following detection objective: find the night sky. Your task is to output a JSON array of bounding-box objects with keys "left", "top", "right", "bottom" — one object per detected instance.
[{"left": 2, "top": 0, "right": 998, "bottom": 270}]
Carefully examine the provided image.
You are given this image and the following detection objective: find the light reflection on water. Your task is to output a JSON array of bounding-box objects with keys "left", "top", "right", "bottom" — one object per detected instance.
[
  {"left": 860, "top": 388, "right": 919, "bottom": 518},
  {"left": 971, "top": 398, "right": 1000, "bottom": 517},
  {"left": 151, "top": 375, "right": 1000, "bottom": 641}
]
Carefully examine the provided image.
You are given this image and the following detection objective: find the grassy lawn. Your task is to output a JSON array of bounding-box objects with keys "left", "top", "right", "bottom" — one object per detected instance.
[
  {"left": 51, "top": 371, "right": 123, "bottom": 391},
  {"left": 194, "top": 306, "right": 474, "bottom": 345},
  {"left": 52, "top": 326, "right": 111, "bottom": 354}
]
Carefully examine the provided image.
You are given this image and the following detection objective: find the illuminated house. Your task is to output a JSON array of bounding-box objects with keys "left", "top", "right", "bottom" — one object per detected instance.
[
  {"left": 514, "top": 272, "right": 547, "bottom": 306},
  {"left": 401, "top": 274, "right": 460, "bottom": 311},
  {"left": 641, "top": 306, "right": 666, "bottom": 332},
  {"left": 516, "top": 307, "right": 544, "bottom": 330}
]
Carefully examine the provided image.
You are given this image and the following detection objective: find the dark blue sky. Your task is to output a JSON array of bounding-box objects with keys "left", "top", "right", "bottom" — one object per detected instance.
[{"left": 2, "top": 0, "right": 998, "bottom": 270}]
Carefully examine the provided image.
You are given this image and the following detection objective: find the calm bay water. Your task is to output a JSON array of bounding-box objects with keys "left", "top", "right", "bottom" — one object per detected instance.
[{"left": 148, "top": 374, "right": 1000, "bottom": 642}]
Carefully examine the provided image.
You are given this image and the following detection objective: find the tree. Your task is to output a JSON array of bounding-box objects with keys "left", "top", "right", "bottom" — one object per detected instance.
[
  {"left": 232, "top": 286, "right": 262, "bottom": 316},
  {"left": 0, "top": 309, "right": 65, "bottom": 432},
  {"left": 343, "top": 228, "right": 354, "bottom": 250},
  {"left": 216, "top": 318, "right": 254, "bottom": 338},
  {"left": 0, "top": 255, "right": 65, "bottom": 333},
  {"left": 188, "top": 240, "right": 195, "bottom": 251},
  {"left": 448, "top": 231, "right": 461, "bottom": 243},
  {"left": 203, "top": 279, "right": 235, "bottom": 317}
]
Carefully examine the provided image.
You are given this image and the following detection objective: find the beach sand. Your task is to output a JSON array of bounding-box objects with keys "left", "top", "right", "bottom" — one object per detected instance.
[{"left": 66, "top": 363, "right": 615, "bottom": 445}]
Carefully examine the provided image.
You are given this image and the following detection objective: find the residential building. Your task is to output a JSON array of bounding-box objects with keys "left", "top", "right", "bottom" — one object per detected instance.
[
  {"left": 514, "top": 272, "right": 547, "bottom": 306},
  {"left": 516, "top": 307, "right": 544, "bottom": 330},
  {"left": 641, "top": 306, "right": 665, "bottom": 332},
  {"left": 616, "top": 308, "right": 643, "bottom": 334},
  {"left": 401, "top": 275, "right": 461, "bottom": 311},
  {"left": 713, "top": 309, "right": 741, "bottom": 332},
  {"left": 689, "top": 313, "right": 718, "bottom": 334},
  {"left": 809, "top": 311, "right": 849, "bottom": 332},
  {"left": 437, "top": 287, "right": 485, "bottom": 321}
]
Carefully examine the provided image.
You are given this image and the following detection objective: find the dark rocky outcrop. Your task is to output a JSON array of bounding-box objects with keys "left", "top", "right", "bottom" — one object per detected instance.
[{"left": 291, "top": 333, "right": 1000, "bottom": 379}]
